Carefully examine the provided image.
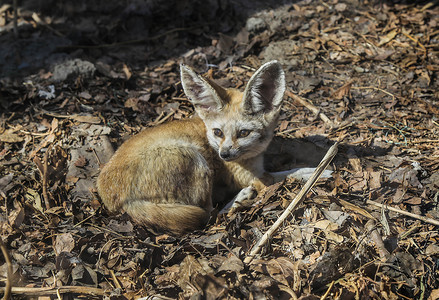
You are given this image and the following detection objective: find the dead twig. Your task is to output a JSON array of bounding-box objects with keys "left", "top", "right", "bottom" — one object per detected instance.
[
  {"left": 110, "top": 270, "right": 122, "bottom": 290},
  {"left": 37, "top": 109, "right": 101, "bottom": 124},
  {"left": 28, "top": 118, "right": 59, "bottom": 159},
  {"left": 366, "top": 200, "right": 439, "bottom": 226},
  {"left": 364, "top": 220, "right": 390, "bottom": 260},
  {"left": 407, "top": 139, "right": 439, "bottom": 144},
  {"left": 244, "top": 142, "right": 338, "bottom": 264},
  {"left": 33, "top": 144, "right": 53, "bottom": 210},
  {"left": 42, "top": 144, "right": 52, "bottom": 210},
  {"left": 153, "top": 111, "right": 175, "bottom": 126},
  {"left": 321, "top": 280, "right": 335, "bottom": 300},
  {"left": 0, "top": 238, "right": 12, "bottom": 300},
  {"left": 0, "top": 286, "right": 107, "bottom": 297},
  {"left": 401, "top": 29, "right": 427, "bottom": 58},
  {"left": 92, "top": 148, "right": 102, "bottom": 166},
  {"left": 31, "top": 12, "right": 65, "bottom": 37},
  {"left": 285, "top": 90, "right": 333, "bottom": 126},
  {"left": 351, "top": 86, "right": 395, "bottom": 102}
]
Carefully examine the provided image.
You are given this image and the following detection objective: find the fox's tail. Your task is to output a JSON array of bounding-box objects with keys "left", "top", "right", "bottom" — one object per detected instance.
[{"left": 123, "top": 201, "right": 210, "bottom": 235}]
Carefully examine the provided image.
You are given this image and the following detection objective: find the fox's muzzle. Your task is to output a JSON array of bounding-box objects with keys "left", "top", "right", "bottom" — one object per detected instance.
[
  {"left": 219, "top": 146, "right": 240, "bottom": 161},
  {"left": 220, "top": 150, "right": 231, "bottom": 160}
]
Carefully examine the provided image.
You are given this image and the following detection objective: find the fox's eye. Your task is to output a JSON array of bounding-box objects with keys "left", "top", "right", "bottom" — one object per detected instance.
[
  {"left": 213, "top": 128, "right": 224, "bottom": 138},
  {"left": 238, "top": 129, "right": 251, "bottom": 138}
]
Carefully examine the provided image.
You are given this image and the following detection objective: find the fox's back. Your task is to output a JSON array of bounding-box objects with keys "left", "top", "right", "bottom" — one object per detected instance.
[
  {"left": 97, "top": 117, "right": 218, "bottom": 211},
  {"left": 122, "top": 117, "right": 210, "bottom": 156}
]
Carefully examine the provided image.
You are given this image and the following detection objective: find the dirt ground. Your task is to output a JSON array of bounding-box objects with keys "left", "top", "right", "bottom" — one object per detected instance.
[{"left": 1, "top": 0, "right": 439, "bottom": 299}]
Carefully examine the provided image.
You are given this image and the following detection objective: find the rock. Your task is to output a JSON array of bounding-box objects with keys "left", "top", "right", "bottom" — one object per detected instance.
[
  {"left": 245, "top": 17, "right": 266, "bottom": 33},
  {"left": 52, "top": 59, "right": 96, "bottom": 82},
  {"left": 260, "top": 40, "right": 299, "bottom": 65}
]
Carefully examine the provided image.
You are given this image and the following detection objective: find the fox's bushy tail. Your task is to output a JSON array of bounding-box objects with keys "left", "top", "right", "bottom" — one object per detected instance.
[{"left": 123, "top": 201, "right": 210, "bottom": 235}]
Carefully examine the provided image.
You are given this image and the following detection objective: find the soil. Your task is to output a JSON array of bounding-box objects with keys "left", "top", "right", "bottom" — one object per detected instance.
[{"left": 1, "top": 0, "right": 439, "bottom": 299}]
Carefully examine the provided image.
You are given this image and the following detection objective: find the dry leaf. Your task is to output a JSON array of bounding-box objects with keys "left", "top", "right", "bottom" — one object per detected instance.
[
  {"left": 332, "top": 80, "right": 354, "bottom": 100},
  {"left": 71, "top": 114, "right": 101, "bottom": 124},
  {"left": 314, "top": 219, "right": 339, "bottom": 231},
  {"left": 26, "top": 188, "right": 43, "bottom": 213},
  {"left": 122, "top": 63, "right": 132, "bottom": 80},
  {"left": 8, "top": 202, "right": 25, "bottom": 227},
  {"left": 425, "top": 244, "right": 439, "bottom": 256},
  {"left": 348, "top": 156, "right": 362, "bottom": 172},
  {"left": 78, "top": 91, "right": 92, "bottom": 99},
  {"left": 124, "top": 98, "right": 140, "bottom": 111},
  {"left": 279, "top": 120, "right": 289, "bottom": 132},
  {"left": 429, "top": 289, "right": 439, "bottom": 300},
  {"left": 335, "top": 3, "right": 347, "bottom": 12},
  {"left": 218, "top": 255, "right": 244, "bottom": 273},
  {"left": 0, "top": 129, "right": 24, "bottom": 143},
  {"left": 74, "top": 156, "right": 88, "bottom": 167},
  {"left": 378, "top": 29, "right": 398, "bottom": 46},
  {"left": 0, "top": 173, "right": 14, "bottom": 194},
  {"left": 217, "top": 33, "right": 234, "bottom": 54},
  {"left": 54, "top": 232, "right": 75, "bottom": 255},
  {"left": 405, "top": 197, "right": 422, "bottom": 205},
  {"left": 338, "top": 199, "right": 376, "bottom": 220},
  {"left": 369, "top": 171, "right": 382, "bottom": 189}
]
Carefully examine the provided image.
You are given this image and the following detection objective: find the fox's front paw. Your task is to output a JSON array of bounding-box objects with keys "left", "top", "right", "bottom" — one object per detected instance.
[
  {"left": 233, "top": 186, "right": 256, "bottom": 205},
  {"left": 220, "top": 186, "right": 257, "bottom": 215},
  {"left": 287, "top": 168, "right": 333, "bottom": 181}
]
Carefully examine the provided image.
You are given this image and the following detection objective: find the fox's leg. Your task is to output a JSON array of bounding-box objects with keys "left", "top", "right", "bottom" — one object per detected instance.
[
  {"left": 228, "top": 167, "right": 334, "bottom": 212},
  {"left": 219, "top": 178, "right": 267, "bottom": 215},
  {"left": 270, "top": 168, "right": 333, "bottom": 182},
  {"left": 219, "top": 186, "right": 256, "bottom": 214},
  {"left": 220, "top": 169, "right": 333, "bottom": 215}
]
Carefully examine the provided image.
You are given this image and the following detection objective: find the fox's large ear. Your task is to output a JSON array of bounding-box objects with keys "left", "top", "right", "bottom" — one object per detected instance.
[
  {"left": 180, "top": 64, "right": 227, "bottom": 116},
  {"left": 242, "top": 61, "right": 285, "bottom": 114}
]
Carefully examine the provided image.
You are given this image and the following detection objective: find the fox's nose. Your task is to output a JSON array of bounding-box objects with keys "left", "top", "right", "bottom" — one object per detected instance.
[{"left": 220, "top": 150, "right": 231, "bottom": 160}]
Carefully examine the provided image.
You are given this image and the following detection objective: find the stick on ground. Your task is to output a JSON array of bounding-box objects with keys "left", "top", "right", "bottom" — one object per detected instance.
[
  {"left": 244, "top": 142, "right": 338, "bottom": 264},
  {"left": 0, "top": 238, "right": 12, "bottom": 300},
  {"left": 0, "top": 286, "right": 107, "bottom": 297},
  {"left": 286, "top": 90, "right": 333, "bottom": 126},
  {"left": 367, "top": 199, "right": 439, "bottom": 226}
]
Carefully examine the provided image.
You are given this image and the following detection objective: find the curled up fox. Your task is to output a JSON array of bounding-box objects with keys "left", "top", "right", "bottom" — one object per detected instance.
[{"left": 97, "top": 61, "right": 329, "bottom": 235}]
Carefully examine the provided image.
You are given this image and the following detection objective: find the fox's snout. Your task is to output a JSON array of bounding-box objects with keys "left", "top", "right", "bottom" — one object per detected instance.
[
  {"left": 219, "top": 145, "right": 238, "bottom": 161},
  {"left": 219, "top": 151, "right": 232, "bottom": 160}
]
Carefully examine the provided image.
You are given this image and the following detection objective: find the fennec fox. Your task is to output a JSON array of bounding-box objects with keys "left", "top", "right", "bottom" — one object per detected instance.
[{"left": 97, "top": 61, "right": 323, "bottom": 235}]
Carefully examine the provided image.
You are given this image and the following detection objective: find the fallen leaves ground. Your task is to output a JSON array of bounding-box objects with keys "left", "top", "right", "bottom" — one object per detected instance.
[{"left": 1, "top": 0, "right": 439, "bottom": 299}]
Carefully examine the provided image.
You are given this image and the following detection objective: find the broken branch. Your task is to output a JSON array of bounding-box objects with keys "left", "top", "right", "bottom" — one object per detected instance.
[
  {"left": 0, "top": 238, "right": 12, "bottom": 300},
  {"left": 286, "top": 90, "right": 333, "bottom": 125},
  {"left": 244, "top": 142, "right": 339, "bottom": 264},
  {"left": 366, "top": 199, "right": 439, "bottom": 226},
  {"left": 0, "top": 286, "right": 107, "bottom": 297}
]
